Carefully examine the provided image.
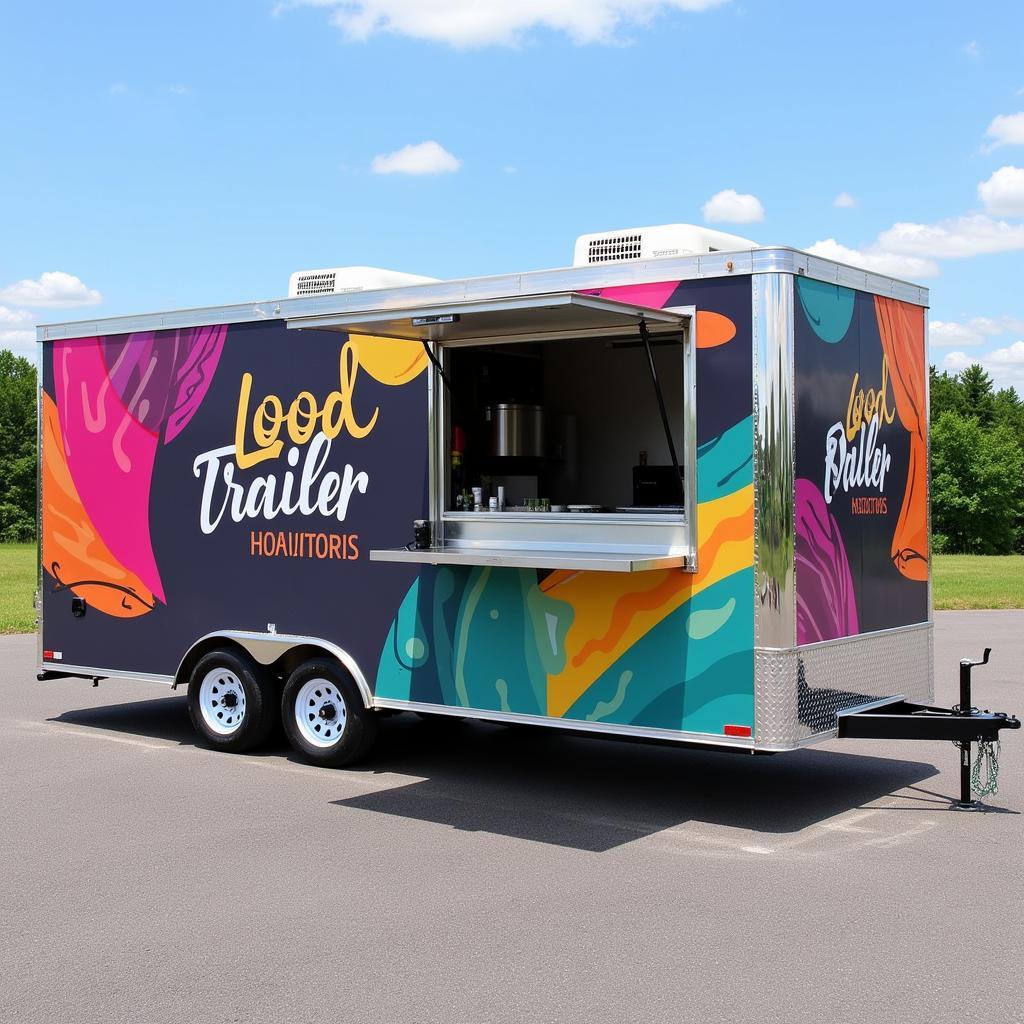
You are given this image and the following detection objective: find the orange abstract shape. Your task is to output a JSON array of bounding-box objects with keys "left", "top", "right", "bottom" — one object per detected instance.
[
  {"left": 348, "top": 334, "right": 428, "bottom": 386},
  {"left": 874, "top": 296, "right": 929, "bottom": 581},
  {"left": 695, "top": 311, "right": 736, "bottom": 348},
  {"left": 542, "top": 485, "right": 754, "bottom": 715},
  {"left": 41, "top": 393, "right": 156, "bottom": 618}
]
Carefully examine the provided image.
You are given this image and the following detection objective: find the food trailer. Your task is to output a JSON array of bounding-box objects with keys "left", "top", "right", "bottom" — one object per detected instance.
[{"left": 36, "top": 224, "right": 1018, "bottom": 803}]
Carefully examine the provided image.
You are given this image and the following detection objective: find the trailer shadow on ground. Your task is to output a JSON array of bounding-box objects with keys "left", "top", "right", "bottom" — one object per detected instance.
[{"left": 52, "top": 696, "right": 948, "bottom": 852}]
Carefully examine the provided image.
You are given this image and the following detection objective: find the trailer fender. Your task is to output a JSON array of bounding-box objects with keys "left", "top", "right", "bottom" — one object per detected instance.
[{"left": 173, "top": 630, "right": 373, "bottom": 709}]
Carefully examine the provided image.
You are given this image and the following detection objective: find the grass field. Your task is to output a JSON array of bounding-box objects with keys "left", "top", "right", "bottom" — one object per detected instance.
[
  {"left": 0, "top": 543, "right": 36, "bottom": 634},
  {"left": 0, "top": 545, "right": 1021, "bottom": 634},
  {"left": 932, "top": 554, "right": 1024, "bottom": 610}
]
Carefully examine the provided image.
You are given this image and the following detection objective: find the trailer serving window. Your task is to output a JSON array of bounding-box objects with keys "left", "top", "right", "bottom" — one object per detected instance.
[{"left": 289, "top": 292, "right": 696, "bottom": 572}]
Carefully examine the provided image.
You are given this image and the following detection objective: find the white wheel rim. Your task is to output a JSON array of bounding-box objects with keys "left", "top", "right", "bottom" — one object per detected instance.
[
  {"left": 198, "top": 668, "right": 247, "bottom": 736},
  {"left": 295, "top": 678, "right": 348, "bottom": 748}
]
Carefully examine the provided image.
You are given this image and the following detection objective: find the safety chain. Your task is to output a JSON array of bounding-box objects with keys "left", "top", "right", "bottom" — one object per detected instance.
[{"left": 971, "top": 739, "right": 1001, "bottom": 798}]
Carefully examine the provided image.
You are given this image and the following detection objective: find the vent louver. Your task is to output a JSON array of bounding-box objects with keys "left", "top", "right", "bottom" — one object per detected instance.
[
  {"left": 587, "top": 234, "right": 643, "bottom": 264},
  {"left": 573, "top": 224, "right": 758, "bottom": 267},
  {"left": 287, "top": 266, "right": 440, "bottom": 298},
  {"left": 293, "top": 271, "right": 338, "bottom": 297}
]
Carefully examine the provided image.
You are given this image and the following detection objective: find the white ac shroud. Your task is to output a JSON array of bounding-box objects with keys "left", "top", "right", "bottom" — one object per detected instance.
[
  {"left": 288, "top": 266, "right": 439, "bottom": 299},
  {"left": 572, "top": 223, "right": 758, "bottom": 266}
]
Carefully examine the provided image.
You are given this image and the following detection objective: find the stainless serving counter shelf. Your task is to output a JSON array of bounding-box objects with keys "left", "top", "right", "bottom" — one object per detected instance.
[
  {"left": 368, "top": 546, "right": 689, "bottom": 572},
  {"left": 370, "top": 510, "right": 693, "bottom": 573}
]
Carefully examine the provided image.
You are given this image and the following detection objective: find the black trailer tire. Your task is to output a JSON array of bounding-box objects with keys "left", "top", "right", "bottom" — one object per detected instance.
[
  {"left": 281, "top": 659, "right": 378, "bottom": 767},
  {"left": 187, "top": 648, "right": 278, "bottom": 754}
]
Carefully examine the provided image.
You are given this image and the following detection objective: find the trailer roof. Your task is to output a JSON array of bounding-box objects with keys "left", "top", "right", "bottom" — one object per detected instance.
[{"left": 37, "top": 246, "right": 929, "bottom": 341}]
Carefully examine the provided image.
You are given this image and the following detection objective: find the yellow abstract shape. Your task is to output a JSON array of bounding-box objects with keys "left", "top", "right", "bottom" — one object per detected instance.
[
  {"left": 41, "top": 393, "right": 156, "bottom": 618},
  {"left": 543, "top": 485, "right": 753, "bottom": 716},
  {"left": 348, "top": 334, "right": 428, "bottom": 386}
]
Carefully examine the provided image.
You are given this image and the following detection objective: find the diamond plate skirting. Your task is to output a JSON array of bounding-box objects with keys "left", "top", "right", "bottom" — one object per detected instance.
[{"left": 754, "top": 624, "right": 934, "bottom": 749}]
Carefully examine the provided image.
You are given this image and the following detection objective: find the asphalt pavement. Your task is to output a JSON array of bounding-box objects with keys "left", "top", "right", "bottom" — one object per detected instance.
[{"left": 1, "top": 611, "right": 1022, "bottom": 1024}]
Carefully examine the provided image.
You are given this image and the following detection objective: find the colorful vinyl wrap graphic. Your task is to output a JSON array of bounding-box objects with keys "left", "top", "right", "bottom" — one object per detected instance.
[
  {"left": 376, "top": 277, "right": 755, "bottom": 735},
  {"left": 42, "top": 323, "right": 431, "bottom": 675},
  {"left": 794, "top": 279, "right": 928, "bottom": 643},
  {"left": 43, "top": 327, "right": 228, "bottom": 616},
  {"left": 42, "top": 278, "right": 755, "bottom": 736}
]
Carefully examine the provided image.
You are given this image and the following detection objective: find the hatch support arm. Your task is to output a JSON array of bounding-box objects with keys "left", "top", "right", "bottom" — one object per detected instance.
[
  {"left": 639, "top": 317, "right": 686, "bottom": 508},
  {"left": 420, "top": 339, "right": 453, "bottom": 392}
]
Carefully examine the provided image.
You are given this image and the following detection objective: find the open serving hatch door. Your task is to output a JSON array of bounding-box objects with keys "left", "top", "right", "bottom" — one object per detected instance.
[
  {"left": 289, "top": 291, "right": 694, "bottom": 573},
  {"left": 286, "top": 291, "right": 686, "bottom": 343}
]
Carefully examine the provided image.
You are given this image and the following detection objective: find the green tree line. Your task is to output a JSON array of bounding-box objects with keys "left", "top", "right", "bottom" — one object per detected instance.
[
  {"left": 0, "top": 350, "right": 36, "bottom": 542},
  {"left": 930, "top": 363, "right": 1024, "bottom": 554},
  {"left": 0, "top": 348, "right": 1021, "bottom": 551}
]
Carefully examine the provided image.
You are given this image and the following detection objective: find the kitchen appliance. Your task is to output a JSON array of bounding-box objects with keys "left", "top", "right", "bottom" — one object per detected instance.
[
  {"left": 632, "top": 465, "right": 685, "bottom": 508},
  {"left": 486, "top": 403, "right": 544, "bottom": 458}
]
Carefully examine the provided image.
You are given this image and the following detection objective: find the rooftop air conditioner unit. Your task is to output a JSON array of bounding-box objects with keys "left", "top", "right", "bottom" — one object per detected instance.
[
  {"left": 572, "top": 223, "right": 758, "bottom": 267},
  {"left": 288, "top": 266, "right": 439, "bottom": 298}
]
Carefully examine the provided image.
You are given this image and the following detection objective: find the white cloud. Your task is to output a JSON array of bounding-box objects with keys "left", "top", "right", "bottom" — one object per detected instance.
[
  {"left": 876, "top": 214, "right": 1024, "bottom": 259},
  {"left": 937, "top": 339, "right": 1024, "bottom": 395},
  {"left": 964, "top": 40, "right": 980, "bottom": 58},
  {"left": 805, "top": 238, "right": 939, "bottom": 280},
  {"left": 0, "top": 271, "right": 102, "bottom": 308},
  {"left": 0, "top": 329, "right": 35, "bottom": 357},
  {"left": 942, "top": 350, "right": 973, "bottom": 373},
  {"left": 0, "top": 305, "right": 35, "bottom": 328},
  {"left": 371, "top": 140, "right": 461, "bottom": 175},
  {"left": 988, "top": 339, "right": 1024, "bottom": 367},
  {"left": 701, "top": 188, "right": 764, "bottom": 224},
  {"left": 108, "top": 82, "right": 128, "bottom": 95},
  {"left": 978, "top": 165, "right": 1024, "bottom": 216},
  {"left": 931, "top": 321, "right": 984, "bottom": 348},
  {"left": 833, "top": 192, "right": 857, "bottom": 209},
  {"left": 929, "top": 317, "right": 1005, "bottom": 347},
  {"left": 282, "top": 0, "right": 728, "bottom": 47},
  {"left": 984, "top": 112, "right": 1024, "bottom": 150},
  {"left": 985, "top": 340, "right": 1024, "bottom": 393},
  {"left": 0, "top": 305, "right": 38, "bottom": 356},
  {"left": 167, "top": 84, "right": 193, "bottom": 96}
]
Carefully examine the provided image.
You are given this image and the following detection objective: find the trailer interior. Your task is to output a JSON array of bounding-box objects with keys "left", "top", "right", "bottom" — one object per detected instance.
[{"left": 287, "top": 292, "right": 697, "bottom": 572}]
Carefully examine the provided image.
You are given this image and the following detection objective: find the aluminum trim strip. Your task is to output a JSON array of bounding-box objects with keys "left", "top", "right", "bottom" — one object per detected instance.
[
  {"left": 37, "top": 248, "right": 928, "bottom": 341},
  {"left": 38, "top": 663, "right": 174, "bottom": 686},
  {"left": 372, "top": 697, "right": 756, "bottom": 748},
  {"left": 794, "top": 619, "right": 932, "bottom": 654},
  {"left": 36, "top": 340, "right": 44, "bottom": 671},
  {"left": 752, "top": 273, "right": 796, "bottom": 652},
  {"left": 924, "top": 317, "right": 934, "bottom": 624}
]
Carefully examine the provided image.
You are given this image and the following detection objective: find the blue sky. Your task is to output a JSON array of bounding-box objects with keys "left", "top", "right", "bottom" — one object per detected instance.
[{"left": 2, "top": 1, "right": 1024, "bottom": 391}]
